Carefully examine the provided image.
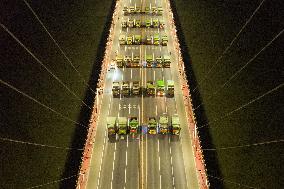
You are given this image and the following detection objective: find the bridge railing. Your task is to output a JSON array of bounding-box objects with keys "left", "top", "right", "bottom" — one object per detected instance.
[
  {"left": 75, "top": 1, "right": 120, "bottom": 188},
  {"left": 166, "top": 0, "right": 210, "bottom": 188}
]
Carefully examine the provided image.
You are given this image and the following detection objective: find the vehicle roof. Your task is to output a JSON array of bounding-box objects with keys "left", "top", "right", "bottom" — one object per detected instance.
[
  {"left": 118, "top": 117, "right": 128, "bottom": 123},
  {"left": 157, "top": 80, "right": 165, "bottom": 86},
  {"left": 107, "top": 117, "right": 117, "bottom": 125},
  {"left": 172, "top": 116, "right": 180, "bottom": 125},
  {"left": 167, "top": 80, "right": 174, "bottom": 85}
]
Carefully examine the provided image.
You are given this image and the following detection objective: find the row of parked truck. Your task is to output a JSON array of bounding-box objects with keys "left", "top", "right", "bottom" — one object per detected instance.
[
  {"left": 119, "top": 34, "right": 168, "bottom": 45},
  {"left": 122, "top": 18, "right": 165, "bottom": 28},
  {"left": 112, "top": 80, "right": 174, "bottom": 97},
  {"left": 123, "top": 6, "right": 163, "bottom": 15},
  {"left": 115, "top": 54, "right": 171, "bottom": 68},
  {"left": 107, "top": 114, "right": 181, "bottom": 136}
]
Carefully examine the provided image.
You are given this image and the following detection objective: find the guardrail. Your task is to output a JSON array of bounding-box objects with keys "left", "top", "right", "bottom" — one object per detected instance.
[
  {"left": 165, "top": 0, "right": 210, "bottom": 188},
  {"left": 75, "top": 0, "right": 120, "bottom": 188}
]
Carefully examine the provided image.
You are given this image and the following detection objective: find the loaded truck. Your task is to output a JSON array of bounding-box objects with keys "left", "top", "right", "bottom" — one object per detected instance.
[
  {"left": 128, "top": 19, "right": 134, "bottom": 28},
  {"left": 146, "top": 19, "right": 151, "bottom": 28},
  {"left": 157, "top": 7, "right": 163, "bottom": 15},
  {"left": 134, "top": 35, "right": 142, "bottom": 45},
  {"left": 119, "top": 35, "right": 126, "bottom": 45},
  {"left": 146, "top": 54, "right": 153, "bottom": 67},
  {"left": 124, "top": 55, "right": 132, "bottom": 67},
  {"left": 115, "top": 55, "right": 124, "bottom": 68},
  {"left": 112, "top": 82, "right": 120, "bottom": 97},
  {"left": 127, "top": 36, "right": 133, "bottom": 45},
  {"left": 171, "top": 115, "right": 181, "bottom": 135},
  {"left": 132, "top": 56, "right": 140, "bottom": 67},
  {"left": 128, "top": 117, "right": 139, "bottom": 134},
  {"left": 122, "top": 81, "right": 130, "bottom": 96},
  {"left": 163, "top": 55, "right": 171, "bottom": 68},
  {"left": 107, "top": 117, "right": 117, "bottom": 136},
  {"left": 156, "top": 80, "right": 165, "bottom": 96},
  {"left": 135, "top": 19, "right": 141, "bottom": 27},
  {"left": 146, "top": 35, "right": 152, "bottom": 45},
  {"left": 159, "top": 114, "right": 169, "bottom": 134},
  {"left": 132, "top": 81, "right": 140, "bottom": 95},
  {"left": 153, "top": 19, "right": 159, "bottom": 28},
  {"left": 154, "top": 34, "right": 160, "bottom": 45},
  {"left": 117, "top": 117, "right": 128, "bottom": 135},
  {"left": 167, "top": 80, "right": 174, "bottom": 97},
  {"left": 161, "top": 35, "right": 168, "bottom": 46},
  {"left": 156, "top": 56, "right": 163, "bottom": 67},
  {"left": 146, "top": 81, "right": 155, "bottom": 96},
  {"left": 148, "top": 117, "right": 157, "bottom": 134}
]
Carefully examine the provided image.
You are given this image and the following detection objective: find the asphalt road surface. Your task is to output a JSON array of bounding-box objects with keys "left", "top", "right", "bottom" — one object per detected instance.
[{"left": 86, "top": 0, "right": 199, "bottom": 188}]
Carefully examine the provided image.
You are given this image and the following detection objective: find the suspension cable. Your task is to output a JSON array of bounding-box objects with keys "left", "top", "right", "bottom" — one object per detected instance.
[
  {"left": 26, "top": 174, "right": 78, "bottom": 189},
  {"left": 194, "top": 28, "right": 284, "bottom": 111},
  {"left": 192, "top": 0, "right": 267, "bottom": 93},
  {"left": 22, "top": 0, "right": 96, "bottom": 95},
  {"left": 0, "top": 79, "right": 88, "bottom": 128},
  {"left": 0, "top": 137, "right": 84, "bottom": 151},
  {"left": 0, "top": 23, "right": 92, "bottom": 110},
  {"left": 203, "top": 139, "right": 284, "bottom": 151},
  {"left": 198, "top": 83, "right": 283, "bottom": 129}
]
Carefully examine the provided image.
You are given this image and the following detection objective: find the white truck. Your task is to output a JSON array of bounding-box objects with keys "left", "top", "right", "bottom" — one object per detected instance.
[
  {"left": 159, "top": 114, "right": 169, "bottom": 134},
  {"left": 171, "top": 115, "right": 181, "bottom": 135}
]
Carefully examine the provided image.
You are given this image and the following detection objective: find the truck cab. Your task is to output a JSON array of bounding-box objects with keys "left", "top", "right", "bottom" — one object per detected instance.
[
  {"left": 128, "top": 19, "right": 134, "bottom": 28},
  {"left": 107, "top": 117, "right": 117, "bottom": 137},
  {"left": 134, "top": 35, "right": 141, "bottom": 45},
  {"left": 112, "top": 82, "right": 120, "bottom": 97},
  {"left": 157, "top": 7, "right": 163, "bottom": 15},
  {"left": 115, "top": 55, "right": 124, "bottom": 68},
  {"left": 163, "top": 55, "right": 171, "bottom": 68},
  {"left": 159, "top": 114, "right": 169, "bottom": 134},
  {"left": 146, "top": 81, "right": 155, "bottom": 96},
  {"left": 128, "top": 117, "right": 139, "bottom": 134},
  {"left": 132, "top": 56, "right": 140, "bottom": 67},
  {"left": 146, "top": 35, "right": 153, "bottom": 45},
  {"left": 119, "top": 35, "right": 126, "bottom": 45},
  {"left": 122, "top": 20, "right": 127, "bottom": 28},
  {"left": 122, "top": 81, "right": 130, "bottom": 96},
  {"left": 161, "top": 35, "right": 168, "bottom": 46},
  {"left": 156, "top": 56, "right": 163, "bottom": 67},
  {"left": 127, "top": 36, "right": 133, "bottom": 45},
  {"left": 156, "top": 80, "right": 165, "bottom": 96},
  {"left": 145, "top": 19, "right": 152, "bottom": 28},
  {"left": 117, "top": 117, "right": 128, "bottom": 135},
  {"left": 152, "top": 6, "right": 157, "bottom": 14},
  {"left": 153, "top": 19, "right": 159, "bottom": 28},
  {"left": 129, "top": 6, "right": 135, "bottom": 14},
  {"left": 159, "top": 20, "right": 165, "bottom": 29},
  {"left": 154, "top": 34, "right": 160, "bottom": 45},
  {"left": 135, "top": 19, "right": 141, "bottom": 27},
  {"left": 123, "top": 6, "right": 129, "bottom": 15},
  {"left": 145, "top": 6, "right": 150, "bottom": 14},
  {"left": 124, "top": 55, "right": 132, "bottom": 67},
  {"left": 132, "top": 81, "right": 140, "bottom": 95},
  {"left": 146, "top": 54, "right": 154, "bottom": 67},
  {"left": 171, "top": 114, "right": 181, "bottom": 135},
  {"left": 167, "top": 80, "right": 174, "bottom": 97},
  {"left": 148, "top": 117, "right": 157, "bottom": 134}
]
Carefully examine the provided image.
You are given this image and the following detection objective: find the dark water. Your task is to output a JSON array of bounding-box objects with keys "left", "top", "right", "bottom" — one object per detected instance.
[{"left": 171, "top": 0, "right": 283, "bottom": 188}]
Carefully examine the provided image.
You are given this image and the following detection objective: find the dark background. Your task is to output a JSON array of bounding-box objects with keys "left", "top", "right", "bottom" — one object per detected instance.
[{"left": 171, "top": 0, "right": 283, "bottom": 188}]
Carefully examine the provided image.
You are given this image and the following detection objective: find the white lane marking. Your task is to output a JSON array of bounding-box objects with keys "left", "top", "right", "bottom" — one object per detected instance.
[
  {"left": 125, "top": 46, "right": 127, "bottom": 52},
  {"left": 160, "top": 46, "right": 162, "bottom": 52},
  {"left": 115, "top": 142, "right": 117, "bottom": 150},
  {"left": 127, "top": 134, "right": 129, "bottom": 148},
  {"left": 126, "top": 151, "right": 128, "bottom": 166},
  {"left": 113, "top": 151, "right": 116, "bottom": 161},
  {"left": 120, "top": 29, "right": 121, "bottom": 34},
  {"left": 128, "top": 103, "right": 131, "bottom": 114},
  {"left": 172, "top": 166, "right": 174, "bottom": 175},
  {"left": 154, "top": 70, "right": 156, "bottom": 81},
  {"left": 125, "top": 167, "right": 127, "bottom": 183},
  {"left": 156, "top": 105, "right": 158, "bottom": 116},
  {"left": 131, "top": 68, "right": 133, "bottom": 79},
  {"left": 165, "top": 105, "right": 167, "bottom": 113},
  {"left": 160, "top": 175, "right": 162, "bottom": 189},
  {"left": 170, "top": 156, "right": 173, "bottom": 165},
  {"left": 158, "top": 156, "right": 161, "bottom": 171}
]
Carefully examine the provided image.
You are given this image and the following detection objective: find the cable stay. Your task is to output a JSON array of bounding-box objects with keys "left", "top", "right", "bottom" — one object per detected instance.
[
  {"left": 23, "top": 0, "right": 97, "bottom": 95},
  {"left": 192, "top": 0, "right": 267, "bottom": 93},
  {"left": 0, "top": 23, "right": 92, "bottom": 110},
  {"left": 0, "top": 79, "right": 88, "bottom": 128}
]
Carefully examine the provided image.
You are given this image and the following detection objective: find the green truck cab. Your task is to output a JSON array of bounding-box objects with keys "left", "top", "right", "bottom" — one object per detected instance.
[
  {"left": 145, "top": 19, "right": 152, "bottom": 28},
  {"left": 154, "top": 34, "right": 160, "bottom": 45},
  {"left": 156, "top": 80, "right": 165, "bottom": 96},
  {"left": 128, "top": 117, "right": 139, "bottom": 134},
  {"left": 153, "top": 19, "right": 159, "bottom": 28},
  {"left": 134, "top": 35, "right": 141, "bottom": 45}
]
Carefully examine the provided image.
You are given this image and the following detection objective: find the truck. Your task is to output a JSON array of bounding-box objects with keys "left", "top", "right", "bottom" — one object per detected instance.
[
  {"left": 167, "top": 80, "right": 174, "bottom": 97},
  {"left": 135, "top": 19, "right": 141, "bottom": 27},
  {"left": 148, "top": 117, "right": 157, "bottom": 134},
  {"left": 163, "top": 55, "right": 171, "bottom": 68},
  {"left": 119, "top": 35, "right": 126, "bottom": 45},
  {"left": 153, "top": 19, "right": 159, "bottom": 28},
  {"left": 156, "top": 56, "right": 163, "bottom": 68},
  {"left": 107, "top": 117, "right": 117, "bottom": 136},
  {"left": 159, "top": 20, "right": 165, "bottom": 29},
  {"left": 145, "top": 6, "right": 150, "bottom": 14},
  {"left": 122, "top": 81, "right": 130, "bottom": 96},
  {"left": 132, "top": 56, "right": 140, "bottom": 67},
  {"left": 152, "top": 6, "right": 157, "bottom": 14},
  {"left": 117, "top": 117, "right": 128, "bottom": 135},
  {"left": 156, "top": 80, "right": 165, "bottom": 96},
  {"left": 134, "top": 35, "right": 141, "bottom": 45},
  {"left": 145, "top": 19, "right": 151, "bottom": 28},
  {"left": 161, "top": 35, "right": 168, "bottom": 46},
  {"left": 132, "top": 81, "right": 140, "bottom": 95},
  {"left": 171, "top": 115, "right": 181, "bottom": 135},
  {"left": 128, "top": 117, "right": 139, "bottom": 134},
  {"left": 157, "top": 7, "right": 163, "bottom": 15},
  {"left": 154, "top": 34, "right": 160, "bottom": 45},
  {"left": 127, "top": 36, "right": 133, "bottom": 45},
  {"left": 128, "top": 19, "right": 134, "bottom": 28},
  {"left": 122, "top": 20, "right": 127, "bottom": 28},
  {"left": 112, "top": 82, "right": 120, "bottom": 97},
  {"left": 116, "top": 55, "right": 124, "bottom": 68},
  {"left": 146, "top": 81, "right": 155, "bottom": 96},
  {"left": 123, "top": 6, "right": 129, "bottom": 15},
  {"left": 129, "top": 6, "right": 135, "bottom": 14},
  {"left": 124, "top": 55, "right": 132, "bottom": 67},
  {"left": 135, "top": 6, "right": 141, "bottom": 14},
  {"left": 159, "top": 114, "right": 169, "bottom": 134},
  {"left": 146, "top": 54, "right": 153, "bottom": 67},
  {"left": 146, "top": 35, "right": 152, "bottom": 45}
]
